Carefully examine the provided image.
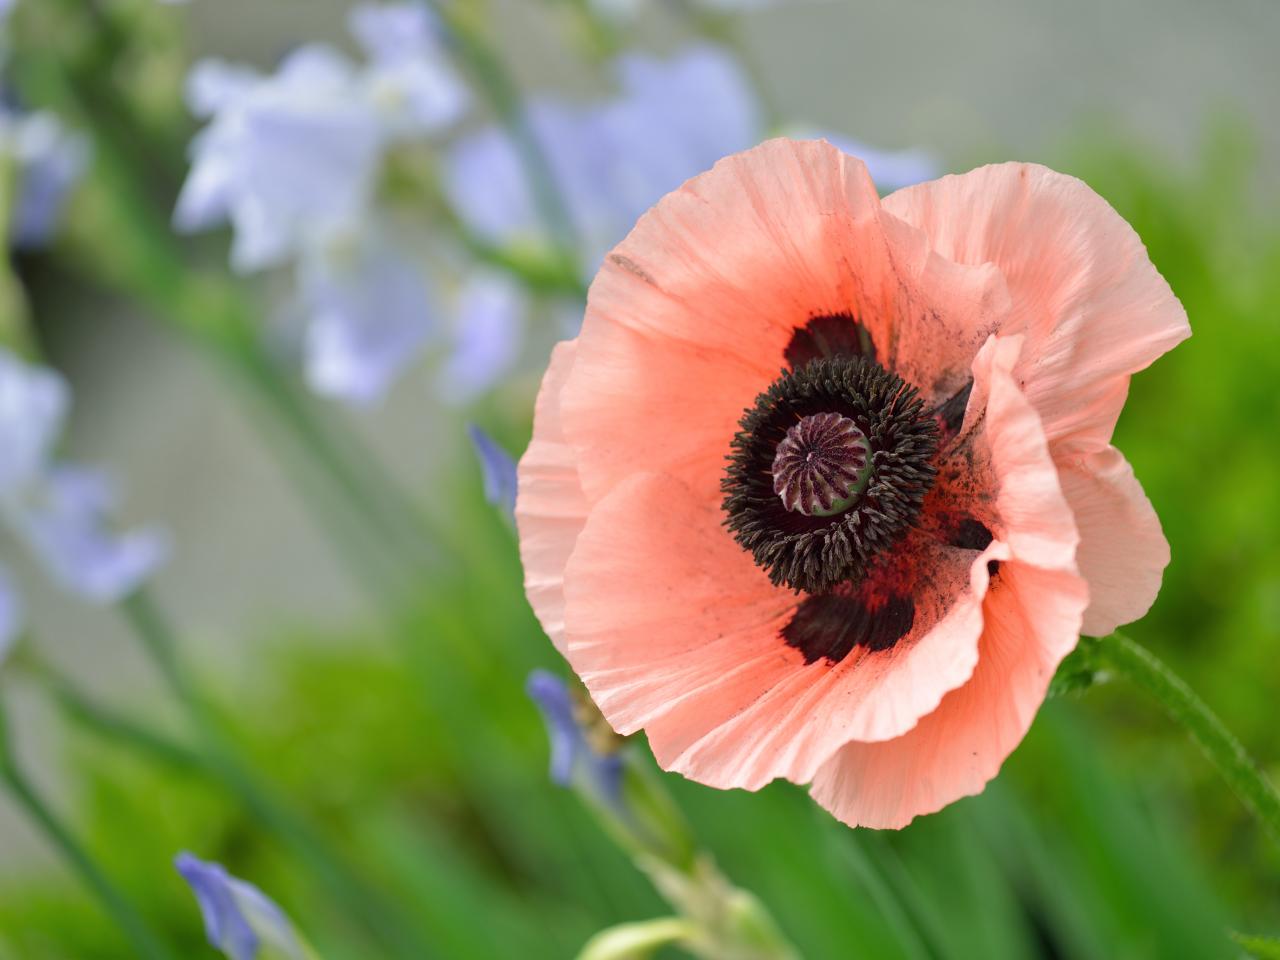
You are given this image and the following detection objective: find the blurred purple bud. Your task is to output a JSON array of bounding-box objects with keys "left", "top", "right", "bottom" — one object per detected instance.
[
  {"left": 0, "top": 350, "right": 166, "bottom": 603},
  {"left": 0, "top": 564, "right": 21, "bottom": 664},
  {"left": 526, "top": 670, "right": 624, "bottom": 810},
  {"left": 175, "top": 853, "right": 307, "bottom": 960},
  {"left": 437, "top": 270, "right": 525, "bottom": 404},
  {"left": 2, "top": 111, "right": 91, "bottom": 249},
  {"left": 299, "top": 227, "right": 435, "bottom": 406},
  {"left": 467, "top": 425, "right": 517, "bottom": 519},
  {"left": 0, "top": 349, "right": 69, "bottom": 495},
  {"left": 10, "top": 466, "right": 169, "bottom": 603}
]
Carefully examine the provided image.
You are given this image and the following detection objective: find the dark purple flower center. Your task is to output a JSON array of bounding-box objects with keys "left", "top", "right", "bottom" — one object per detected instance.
[
  {"left": 772, "top": 412, "right": 873, "bottom": 517},
  {"left": 722, "top": 353, "right": 938, "bottom": 595}
]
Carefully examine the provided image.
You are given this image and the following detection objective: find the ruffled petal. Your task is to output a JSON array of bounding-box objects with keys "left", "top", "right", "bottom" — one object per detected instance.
[
  {"left": 810, "top": 335, "right": 1086, "bottom": 828},
  {"left": 810, "top": 560, "right": 1087, "bottom": 828},
  {"left": 515, "top": 341, "right": 589, "bottom": 654},
  {"left": 883, "top": 163, "right": 1190, "bottom": 455},
  {"left": 563, "top": 138, "right": 1009, "bottom": 508},
  {"left": 1059, "top": 447, "right": 1169, "bottom": 636},
  {"left": 561, "top": 471, "right": 995, "bottom": 791}
]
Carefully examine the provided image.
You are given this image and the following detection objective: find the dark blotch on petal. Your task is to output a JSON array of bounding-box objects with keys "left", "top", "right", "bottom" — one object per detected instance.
[
  {"left": 782, "top": 592, "right": 915, "bottom": 665},
  {"left": 934, "top": 380, "right": 973, "bottom": 436},
  {"left": 785, "top": 313, "right": 876, "bottom": 369},
  {"left": 949, "top": 516, "right": 994, "bottom": 551}
]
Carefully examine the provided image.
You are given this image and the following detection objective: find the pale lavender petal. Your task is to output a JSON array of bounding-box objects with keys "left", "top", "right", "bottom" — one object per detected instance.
[
  {"left": 173, "top": 124, "right": 237, "bottom": 233},
  {"left": 185, "top": 59, "right": 262, "bottom": 118},
  {"left": 229, "top": 105, "right": 381, "bottom": 272},
  {"left": 350, "top": 3, "right": 468, "bottom": 134},
  {"left": 175, "top": 46, "right": 383, "bottom": 272},
  {"left": 300, "top": 230, "right": 436, "bottom": 406},
  {"left": 466, "top": 424, "right": 517, "bottom": 519},
  {"left": 365, "top": 57, "right": 470, "bottom": 134},
  {"left": 602, "top": 44, "right": 759, "bottom": 214},
  {"left": 444, "top": 121, "right": 541, "bottom": 246},
  {"left": 437, "top": 270, "right": 525, "bottom": 404},
  {"left": 349, "top": 1, "right": 442, "bottom": 62},
  {"left": 175, "top": 853, "right": 306, "bottom": 960},
  {"left": 0, "top": 348, "right": 69, "bottom": 495},
  {"left": 10, "top": 465, "right": 169, "bottom": 603}
]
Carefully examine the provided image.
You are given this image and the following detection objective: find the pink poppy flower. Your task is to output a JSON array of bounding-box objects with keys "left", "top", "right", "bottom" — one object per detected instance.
[{"left": 516, "top": 139, "right": 1188, "bottom": 828}]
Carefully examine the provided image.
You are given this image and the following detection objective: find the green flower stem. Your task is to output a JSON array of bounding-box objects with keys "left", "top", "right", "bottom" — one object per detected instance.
[
  {"left": 566, "top": 709, "right": 798, "bottom": 958},
  {"left": 34, "top": 661, "right": 204, "bottom": 774},
  {"left": 1091, "top": 631, "right": 1280, "bottom": 847},
  {"left": 0, "top": 703, "right": 178, "bottom": 960},
  {"left": 118, "top": 590, "right": 436, "bottom": 960},
  {"left": 631, "top": 854, "right": 799, "bottom": 960},
  {"left": 0, "top": 153, "right": 33, "bottom": 352}
]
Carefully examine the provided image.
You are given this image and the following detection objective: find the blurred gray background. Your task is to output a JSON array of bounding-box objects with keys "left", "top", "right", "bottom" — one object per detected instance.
[{"left": 4, "top": 0, "right": 1278, "bottom": 869}]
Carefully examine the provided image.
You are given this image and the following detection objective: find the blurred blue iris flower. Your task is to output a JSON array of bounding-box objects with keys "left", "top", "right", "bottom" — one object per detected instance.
[
  {"left": 175, "top": 47, "right": 390, "bottom": 273},
  {"left": 175, "top": 853, "right": 310, "bottom": 960},
  {"left": 527, "top": 670, "right": 624, "bottom": 813},
  {"left": 174, "top": 4, "right": 473, "bottom": 406},
  {"left": 176, "top": 4, "right": 467, "bottom": 271},
  {"left": 0, "top": 349, "right": 168, "bottom": 624},
  {"left": 295, "top": 219, "right": 436, "bottom": 405},
  {"left": 447, "top": 45, "right": 758, "bottom": 277},
  {"left": 446, "top": 44, "right": 939, "bottom": 280}
]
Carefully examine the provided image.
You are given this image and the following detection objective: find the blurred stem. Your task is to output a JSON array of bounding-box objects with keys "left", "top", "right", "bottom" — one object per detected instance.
[
  {"left": 427, "top": 1, "right": 588, "bottom": 296},
  {"left": 25, "top": 652, "right": 204, "bottom": 772},
  {"left": 0, "top": 153, "right": 33, "bottom": 353},
  {"left": 561, "top": 705, "right": 798, "bottom": 958},
  {"left": 1091, "top": 631, "right": 1280, "bottom": 849},
  {"left": 117, "top": 589, "right": 437, "bottom": 960},
  {"left": 0, "top": 702, "right": 178, "bottom": 960}
]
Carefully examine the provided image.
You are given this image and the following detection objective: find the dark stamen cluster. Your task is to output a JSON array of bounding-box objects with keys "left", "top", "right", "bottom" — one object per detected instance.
[{"left": 722, "top": 356, "right": 938, "bottom": 594}]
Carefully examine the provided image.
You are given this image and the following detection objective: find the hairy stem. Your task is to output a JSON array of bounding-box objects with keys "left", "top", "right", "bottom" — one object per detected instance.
[
  {"left": 1093, "top": 631, "right": 1280, "bottom": 847},
  {"left": 426, "top": 1, "right": 588, "bottom": 297}
]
